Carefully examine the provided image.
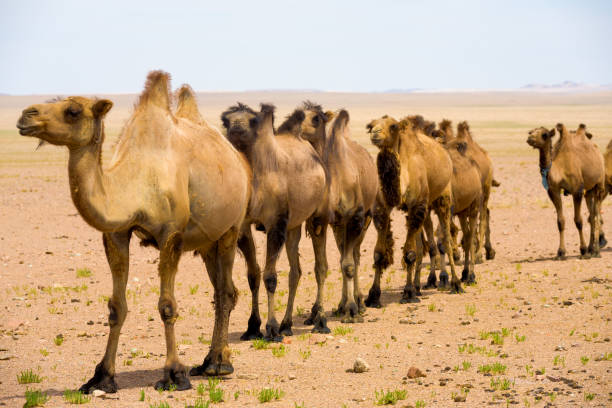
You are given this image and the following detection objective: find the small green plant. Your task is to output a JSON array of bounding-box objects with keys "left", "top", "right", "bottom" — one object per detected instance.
[
  {"left": 478, "top": 362, "right": 506, "bottom": 375},
  {"left": 189, "top": 284, "right": 199, "bottom": 295},
  {"left": 465, "top": 304, "right": 476, "bottom": 317},
  {"left": 501, "top": 328, "right": 510, "bottom": 337},
  {"left": 17, "top": 369, "right": 43, "bottom": 384},
  {"left": 427, "top": 303, "right": 436, "bottom": 312},
  {"left": 569, "top": 329, "right": 575, "bottom": 336},
  {"left": 553, "top": 355, "right": 565, "bottom": 367},
  {"left": 139, "top": 389, "right": 145, "bottom": 401},
  {"left": 54, "top": 334, "right": 64, "bottom": 346},
  {"left": 24, "top": 389, "right": 49, "bottom": 408},
  {"left": 63, "top": 390, "right": 91, "bottom": 404},
  {"left": 374, "top": 389, "right": 407, "bottom": 405},
  {"left": 299, "top": 349, "right": 311, "bottom": 360},
  {"left": 258, "top": 387, "right": 284, "bottom": 403},
  {"left": 462, "top": 361, "right": 471, "bottom": 371},
  {"left": 197, "top": 382, "right": 206, "bottom": 396},
  {"left": 193, "top": 398, "right": 211, "bottom": 408},
  {"left": 515, "top": 334, "right": 526, "bottom": 343},
  {"left": 39, "top": 348, "right": 49, "bottom": 357},
  {"left": 207, "top": 377, "right": 224, "bottom": 403},
  {"left": 252, "top": 338, "right": 269, "bottom": 350},
  {"left": 149, "top": 403, "right": 171, "bottom": 408},
  {"left": 490, "top": 332, "right": 504, "bottom": 345},
  {"left": 415, "top": 400, "right": 426, "bottom": 408},
  {"left": 490, "top": 377, "right": 513, "bottom": 391},
  {"left": 333, "top": 325, "right": 353, "bottom": 336},
  {"left": 76, "top": 268, "right": 92, "bottom": 278},
  {"left": 584, "top": 392, "right": 595, "bottom": 401},
  {"left": 271, "top": 344, "right": 287, "bottom": 358},
  {"left": 549, "top": 392, "right": 557, "bottom": 402},
  {"left": 580, "top": 356, "right": 589, "bottom": 365}
]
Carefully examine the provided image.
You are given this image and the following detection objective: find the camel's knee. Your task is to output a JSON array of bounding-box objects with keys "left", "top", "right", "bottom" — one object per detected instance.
[
  {"left": 403, "top": 250, "right": 417, "bottom": 267},
  {"left": 575, "top": 219, "right": 583, "bottom": 231},
  {"left": 158, "top": 297, "right": 178, "bottom": 324},
  {"left": 247, "top": 268, "right": 261, "bottom": 291},
  {"left": 268, "top": 214, "right": 288, "bottom": 255},
  {"left": 107, "top": 299, "right": 126, "bottom": 328},
  {"left": 341, "top": 260, "right": 356, "bottom": 279},
  {"left": 263, "top": 274, "right": 277, "bottom": 294},
  {"left": 557, "top": 219, "right": 565, "bottom": 232},
  {"left": 408, "top": 204, "right": 427, "bottom": 231}
]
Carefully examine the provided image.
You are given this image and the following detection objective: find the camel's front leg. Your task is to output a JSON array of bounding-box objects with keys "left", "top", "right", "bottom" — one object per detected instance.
[
  {"left": 353, "top": 212, "right": 371, "bottom": 313},
  {"left": 237, "top": 225, "right": 263, "bottom": 340},
  {"left": 547, "top": 188, "right": 566, "bottom": 259},
  {"left": 191, "top": 228, "right": 239, "bottom": 377},
  {"left": 154, "top": 232, "right": 190, "bottom": 391},
  {"left": 80, "top": 231, "right": 130, "bottom": 394},
  {"left": 400, "top": 203, "right": 427, "bottom": 303},
  {"left": 263, "top": 214, "right": 288, "bottom": 342},
  {"left": 585, "top": 189, "right": 602, "bottom": 258},
  {"left": 304, "top": 216, "right": 330, "bottom": 333},
  {"left": 573, "top": 192, "right": 589, "bottom": 258},
  {"left": 280, "top": 226, "right": 303, "bottom": 336},
  {"left": 365, "top": 199, "right": 393, "bottom": 308},
  {"left": 423, "top": 213, "right": 439, "bottom": 289},
  {"left": 434, "top": 195, "right": 464, "bottom": 294}
]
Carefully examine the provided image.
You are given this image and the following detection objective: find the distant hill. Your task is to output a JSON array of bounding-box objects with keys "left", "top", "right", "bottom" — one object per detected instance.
[{"left": 521, "top": 81, "right": 612, "bottom": 92}]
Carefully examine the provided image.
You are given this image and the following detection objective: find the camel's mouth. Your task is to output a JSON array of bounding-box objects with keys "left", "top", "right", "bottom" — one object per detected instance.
[
  {"left": 16, "top": 123, "right": 42, "bottom": 136},
  {"left": 371, "top": 135, "right": 384, "bottom": 147},
  {"left": 526, "top": 137, "right": 537, "bottom": 148}
]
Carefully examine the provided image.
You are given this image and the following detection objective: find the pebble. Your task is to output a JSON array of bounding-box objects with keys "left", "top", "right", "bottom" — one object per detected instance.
[
  {"left": 407, "top": 366, "right": 426, "bottom": 379},
  {"left": 353, "top": 357, "right": 369, "bottom": 373},
  {"left": 288, "top": 373, "right": 297, "bottom": 380},
  {"left": 237, "top": 373, "right": 258, "bottom": 380},
  {"left": 399, "top": 318, "right": 411, "bottom": 324},
  {"left": 92, "top": 390, "right": 106, "bottom": 398}
]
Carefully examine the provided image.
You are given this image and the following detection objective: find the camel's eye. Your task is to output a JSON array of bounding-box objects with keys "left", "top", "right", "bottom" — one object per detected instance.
[
  {"left": 312, "top": 116, "right": 319, "bottom": 127},
  {"left": 221, "top": 117, "right": 229, "bottom": 128},
  {"left": 249, "top": 117, "right": 259, "bottom": 128},
  {"left": 366, "top": 124, "right": 373, "bottom": 133},
  {"left": 64, "top": 105, "right": 82, "bottom": 121}
]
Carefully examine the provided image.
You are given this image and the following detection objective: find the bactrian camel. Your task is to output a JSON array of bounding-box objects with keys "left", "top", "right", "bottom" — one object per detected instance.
[
  {"left": 221, "top": 103, "right": 327, "bottom": 340},
  {"left": 364, "top": 115, "right": 463, "bottom": 306},
  {"left": 526, "top": 123, "right": 605, "bottom": 259},
  {"left": 16, "top": 71, "right": 250, "bottom": 392},
  {"left": 304, "top": 105, "right": 378, "bottom": 323}
]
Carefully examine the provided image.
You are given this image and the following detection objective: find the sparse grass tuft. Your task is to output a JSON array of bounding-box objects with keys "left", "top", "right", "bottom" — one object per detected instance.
[
  {"left": 478, "top": 362, "right": 506, "bottom": 375},
  {"left": 53, "top": 334, "right": 64, "bottom": 346},
  {"left": 139, "top": 389, "right": 145, "bottom": 401},
  {"left": 333, "top": 325, "right": 353, "bottom": 336},
  {"left": 207, "top": 377, "right": 224, "bottom": 403},
  {"left": 258, "top": 387, "right": 284, "bottom": 403},
  {"left": 148, "top": 403, "right": 171, "bottom": 408},
  {"left": 580, "top": 356, "right": 589, "bottom": 365},
  {"left": 24, "top": 389, "right": 49, "bottom": 407},
  {"left": 192, "top": 398, "right": 211, "bottom": 408},
  {"left": 515, "top": 334, "right": 526, "bottom": 343},
  {"left": 374, "top": 389, "right": 407, "bottom": 405},
  {"left": 63, "top": 390, "right": 90, "bottom": 404},
  {"left": 271, "top": 344, "right": 287, "bottom": 358},
  {"left": 17, "top": 369, "right": 42, "bottom": 384},
  {"left": 252, "top": 338, "right": 269, "bottom": 350},
  {"left": 465, "top": 304, "right": 476, "bottom": 317},
  {"left": 76, "top": 268, "right": 92, "bottom": 278}
]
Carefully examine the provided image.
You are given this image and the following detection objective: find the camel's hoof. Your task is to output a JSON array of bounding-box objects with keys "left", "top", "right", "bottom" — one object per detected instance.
[
  {"left": 240, "top": 315, "right": 263, "bottom": 341},
  {"left": 579, "top": 254, "right": 591, "bottom": 260},
  {"left": 486, "top": 247, "right": 496, "bottom": 260},
  {"left": 79, "top": 363, "right": 117, "bottom": 394},
  {"left": 304, "top": 303, "right": 322, "bottom": 326},
  {"left": 400, "top": 286, "right": 420, "bottom": 304},
  {"left": 310, "top": 313, "right": 331, "bottom": 334},
  {"left": 364, "top": 286, "right": 382, "bottom": 308},
  {"left": 438, "top": 272, "right": 449, "bottom": 290},
  {"left": 466, "top": 273, "right": 476, "bottom": 285},
  {"left": 155, "top": 368, "right": 191, "bottom": 391},
  {"left": 190, "top": 356, "right": 233, "bottom": 377},
  {"left": 461, "top": 269, "right": 469, "bottom": 283},
  {"left": 414, "top": 286, "right": 422, "bottom": 296},
  {"left": 474, "top": 253, "right": 484, "bottom": 264},
  {"left": 356, "top": 295, "right": 367, "bottom": 314},
  {"left": 279, "top": 321, "right": 293, "bottom": 337},
  {"left": 555, "top": 249, "right": 566, "bottom": 260},
  {"left": 333, "top": 303, "right": 347, "bottom": 317},
  {"left": 265, "top": 324, "right": 283, "bottom": 343},
  {"left": 341, "top": 315, "right": 364, "bottom": 324},
  {"left": 424, "top": 273, "right": 437, "bottom": 289},
  {"left": 450, "top": 281, "right": 465, "bottom": 294},
  {"left": 599, "top": 234, "right": 607, "bottom": 249}
]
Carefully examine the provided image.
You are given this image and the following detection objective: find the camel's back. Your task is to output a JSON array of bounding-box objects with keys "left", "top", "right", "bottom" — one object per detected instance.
[
  {"left": 554, "top": 137, "right": 604, "bottom": 190},
  {"left": 605, "top": 141, "right": 612, "bottom": 190},
  {"left": 448, "top": 149, "right": 482, "bottom": 213},
  {"left": 418, "top": 133, "right": 452, "bottom": 200},
  {"left": 347, "top": 138, "right": 378, "bottom": 211}
]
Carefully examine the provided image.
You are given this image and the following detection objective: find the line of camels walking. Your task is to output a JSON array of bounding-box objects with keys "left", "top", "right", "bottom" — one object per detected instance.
[{"left": 15, "top": 71, "right": 612, "bottom": 393}]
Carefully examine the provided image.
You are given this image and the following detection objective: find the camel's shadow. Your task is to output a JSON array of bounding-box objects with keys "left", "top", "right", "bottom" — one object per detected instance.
[{"left": 512, "top": 246, "right": 612, "bottom": 264}]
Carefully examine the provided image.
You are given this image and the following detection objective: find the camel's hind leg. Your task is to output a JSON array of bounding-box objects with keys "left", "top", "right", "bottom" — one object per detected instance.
[
  {"left": 460, "top": 202, "right": 478, "bottom": 284},
  {"left": 280, "top": 226, "right": 303, "bottom": 336},
  {"left": 548, "top": 188, "right": 567, "bottom": 260},
  {"left": 586, "top": 189, "right": 602, "bottom": 258},
  {"left": 263, "top": 214, "right": 289, "bottom": 341},
  {"left": 154, "top": 232, "right": 190, "bottom": 391},
  {"left": 484, "top": 208, "right": 496, "bottom": 260},
  {"left": 400, "top": 203, "right": 427, "bottom": 303},
  {"left": 423, "top": 213, "right": 439, "bottom": 289},
  {"left": 237, "top": 225, "right": 263, "bottom": 340},
  {"left": 433, "top": 195, "right": 464, "bottom": 294},
  {"left": 80, "top": 231, "right": 131, "bottom": 394},
  {"left": 413, "top": 231, "right": 425, "bottom": 295},
  {"left": 365, "top": 198, "right": 393, "bottom": 308},
  {"left": 572, "top": 192, "right": 589, "bottom": 259},
  {"left": 352, "top": 212, "right": 371, "bottom": 313},
  {"left": 474, "top": 185, "right": 490, "bottom": 264},
  {"left": 304, "top": 216, "right": 330, "bottom": 333},
  {"left": 191, "top": 228, "right": 239, "bottom": 377}
]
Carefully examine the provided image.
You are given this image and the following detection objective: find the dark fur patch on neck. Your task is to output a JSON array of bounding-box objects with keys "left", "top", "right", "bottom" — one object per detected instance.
[
  {"left": 377, "top": 148, "right": 401, "bottom": 208},
  {"left": 277, "top": 109, "right": 305, "bottom": 136}
]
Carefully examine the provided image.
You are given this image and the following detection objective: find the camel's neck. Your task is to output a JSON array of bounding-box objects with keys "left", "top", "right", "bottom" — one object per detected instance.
[
  {"left": 538, "top": 139, "right": 553, "bottom": 171},
  {"left": 67, "top": 137, "right": 135, "bottom": 232},
  {"left": 309, "top": 128, "right": 326, "bottom": 157},
  {"left": 248, "top": 131, "right": 281, "bottom": 175}
]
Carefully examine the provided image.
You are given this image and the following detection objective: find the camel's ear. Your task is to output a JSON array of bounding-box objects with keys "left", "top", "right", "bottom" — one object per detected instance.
[
  {"left": 389, "top": 123, "right": 399, "bottom": 133},
  {"left": 324, "top": 111, "right": 334, "bottom": 122},
  {"left": 254, "top": 103, "right": 275, "bottom": 134},
  {"left": 92, "top": 99, "right": 113, "bottom": 118},
  {"left": 456, "top": 141, "right": 468, "bottom": 155},
  {"left": 586, "top": 132, "right": 593, "bottom": 139},
  {"left": 544, "top": 128, "right": 556, "bottom": 140},
  {"left": 555, "top": 123, "right": 564, "bottom": 133},
  {"left": 366, "top": 121, "right": 374, "bottom": 132}
]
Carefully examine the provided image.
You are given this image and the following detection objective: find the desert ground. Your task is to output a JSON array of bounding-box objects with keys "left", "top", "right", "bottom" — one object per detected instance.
[{"left": 0, "top": 90, "right": 611, "bottom": 408}]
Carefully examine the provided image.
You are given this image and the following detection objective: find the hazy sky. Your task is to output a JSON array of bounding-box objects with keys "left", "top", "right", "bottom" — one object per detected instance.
[{"left": 1, "top": 0, "right": 611, "bottom": 94}]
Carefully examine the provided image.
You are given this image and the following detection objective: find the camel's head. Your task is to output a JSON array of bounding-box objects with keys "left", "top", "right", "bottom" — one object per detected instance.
[
  {"left": 300, "top": 101, "right": 332, "bottom": 144},
  {"left": 526, "top": 127, "right": 555, "bottom": 149},
  {"left": 457, "top": 121, "right": 471, "bottom": 138},
  {"left": 437, "top": 119, "right": 454, "bottom": 142},
  {"left": 576, "top": 123, "right": 593, "bottom": 139},
  {"left": 221, "top": 103, "right": 258, "bottom": 152},
  {"left": 329, "top": 109, "right": 350, "bottom": 141},
  {"left": 16, "top": 97, "right": 113, "bottom": 148},
  {"left": 367, "top": 115, "right": 400, "bottom": 149}
]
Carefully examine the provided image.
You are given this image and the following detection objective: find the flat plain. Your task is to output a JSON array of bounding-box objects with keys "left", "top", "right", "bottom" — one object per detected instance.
[{"left": 0, "top": 90, "right": 611, "bottom": 407}]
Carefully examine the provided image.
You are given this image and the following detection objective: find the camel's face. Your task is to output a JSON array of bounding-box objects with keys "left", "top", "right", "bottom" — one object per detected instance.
[
  {"left": 301, "top": 109, "right": 326, "bottom": 143},
  {"left": 221, "top": 104, "right": 257, "bottom": 152},
  {"left": 526, "top": 127, "right": 554, "bottom": 149},
  {"left": 366, "top": 116, "right": 398, "bottom": 149},
  {"left": 16, "top": 97, "right": 112, "bottom": 148}
]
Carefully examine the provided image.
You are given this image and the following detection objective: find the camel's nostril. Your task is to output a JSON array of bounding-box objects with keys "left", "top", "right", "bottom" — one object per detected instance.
[{"left": 23, "top": 107, "right": 39, "bottom": 117}]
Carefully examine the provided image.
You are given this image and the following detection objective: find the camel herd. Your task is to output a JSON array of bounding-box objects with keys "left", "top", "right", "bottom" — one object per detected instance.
[{"left": 14, "top": 71, "right": 612, "bottom": 393}]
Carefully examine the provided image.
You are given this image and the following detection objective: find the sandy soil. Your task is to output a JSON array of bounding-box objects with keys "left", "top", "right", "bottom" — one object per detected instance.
[{"left": 0, "top": 91, "right": 610, "bottom": 407}]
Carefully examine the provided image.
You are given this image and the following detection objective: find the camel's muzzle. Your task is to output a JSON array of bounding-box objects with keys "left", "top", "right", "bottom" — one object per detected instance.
[{"left": 17, "top": 107, "right": 42, "bottom": 136}]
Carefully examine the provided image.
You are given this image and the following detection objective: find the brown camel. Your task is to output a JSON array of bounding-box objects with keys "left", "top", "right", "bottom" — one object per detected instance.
[
  {"left": 320, "top": 108, "right": 378, "bottom": 322},
  {"left": 455, "top": 121, "right": 496, "bottom": 262},
  {"left": 221, "top": 103, "right": 327, "bottom": 340},
  {"left": 15, "top": 72, "right": 250, "bottom": 392},
  {"left": 364, "top": 115, "right": 463, "bottom": 306},
  {"left": 605, "top": 139, "right": 612, "bottom": 194},
  {"left": 526, "top": 123, "right": 605, "bottom": 259}
]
